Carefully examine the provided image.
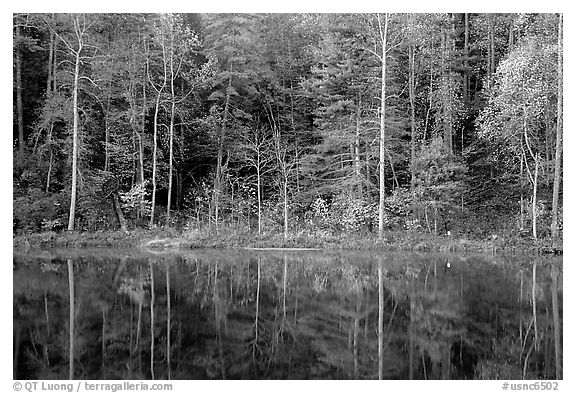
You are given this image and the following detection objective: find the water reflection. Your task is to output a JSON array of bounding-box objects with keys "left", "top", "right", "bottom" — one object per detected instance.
[{"left": 13, "top": 249, "right": 562, "bottom": 380}]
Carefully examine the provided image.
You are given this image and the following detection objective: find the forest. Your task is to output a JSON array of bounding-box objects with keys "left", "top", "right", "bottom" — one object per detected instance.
[{"left": 12, "top": 13, "right": 564, "bottom": 251}]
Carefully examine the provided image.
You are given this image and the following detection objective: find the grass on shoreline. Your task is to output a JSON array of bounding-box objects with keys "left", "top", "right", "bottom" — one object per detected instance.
[{"left": 12, "top": 226, "right": 562, "bottom": 255}]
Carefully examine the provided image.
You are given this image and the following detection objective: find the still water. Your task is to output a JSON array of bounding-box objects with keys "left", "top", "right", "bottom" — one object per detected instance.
[{"left": 13, "top": 248, "right": 562, "bottom": 380}]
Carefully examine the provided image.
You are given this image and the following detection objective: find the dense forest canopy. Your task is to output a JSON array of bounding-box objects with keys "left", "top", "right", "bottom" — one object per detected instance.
[{"left": 12, "top": 13, "right": 563, "bottom": 242}]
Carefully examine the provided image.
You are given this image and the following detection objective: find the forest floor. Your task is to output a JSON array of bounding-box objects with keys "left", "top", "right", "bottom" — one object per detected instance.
[{"left": 12, "top": 227, "right": 562, "bottom": 255}]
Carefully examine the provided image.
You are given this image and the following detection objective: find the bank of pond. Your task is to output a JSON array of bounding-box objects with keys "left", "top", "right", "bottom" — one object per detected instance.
[
  {"left": 12, "top": 228, "right": 562, "bottom": 255},
  {"left": 13, "top": 248, "right": 562, "bottom": 380}
]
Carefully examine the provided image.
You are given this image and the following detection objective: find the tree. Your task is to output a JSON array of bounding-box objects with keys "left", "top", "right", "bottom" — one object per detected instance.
[
  {"left": 82, "top": 15, "right": 148, "bottom": 231},
  {"left": 46, "top": 14, "right": 97, "bottom": 231},
  {"left": 414, "top": 138, "right": 467, "bottom": 235},
  {"left": 377, "top": 13, "right": 389, "bottom": 239},
  {"left": 118, "top": 16, "right": 150, "bottom": 219},
  {"left": 551, "top": 14, "right": 562, "bottom": 241},
  {"left": 236, "top": 127, "right": 275, "bottom": 235},
  {"left": 14, "top": 20, "right": 25, "bottom": 156},
  {"left": 478, "top": 24, "right": 557, "bottom": 239},
  {"left": 44, "top": 16, "right": 57, "bottom": 193},
  {"left": 403, "top": 14, "right": 434, "bottom": 212},
  {"left": 304, "top": 14, "right": 376, "bottom": 198},
  {"left": 203, "top": 14, "right": 263, "bottom": 229},
  {"left": 271, "top": 119, "right": 298, "bottom": 240},
  {"left": 159, "top": 14, "right": 201, "bottom": 225},
  {"left": 408, "top": 27, "right": 417, "bottom": 199},
  {"left": 12, "top": 13, "right": 563, "bottom": 242},
  {"left": 147, "top": 16, "right": 169, "bottom": 227},
  {"left": 35, "top": 37, "right": 67, "bottom": 195}
]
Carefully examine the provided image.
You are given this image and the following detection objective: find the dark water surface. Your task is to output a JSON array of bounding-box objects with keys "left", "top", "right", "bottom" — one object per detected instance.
[{"left": 13, "top": 248, "right": 562, "bottom": 380}]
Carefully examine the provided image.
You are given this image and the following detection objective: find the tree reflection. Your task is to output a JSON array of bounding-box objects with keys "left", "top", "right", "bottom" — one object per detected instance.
[
  {"left": 67, "top": 258, "right": 74, "bottom": 380},
  {"left": 13, "top": 250, "right": 562, "bottom": 380}
]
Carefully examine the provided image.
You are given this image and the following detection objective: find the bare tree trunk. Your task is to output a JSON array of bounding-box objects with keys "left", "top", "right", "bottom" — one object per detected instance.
[
  {"left": 104, "top": 83, "right": 111, "bottom": 172},
  {"left": 149, "top": 92, "right": 160, "bottom": 227},
  {"left": 386, "top": 148, "right": 399, "bottom": 189},
  {"left": 464, "top": 13, "right": 470, "bottom": 103},
  {"left": 288, "top": 78, "right": 301, "bottom": 195},
  {"left": 230, "top": 181, "right": 235, "bottom": 227},
  {"left": 378, "top": 13, "right": 389, "bottom": 239},
  {"left": 213, "top": 68, "right": 233, "bottom": 229},
  {"left": 423, "top": 56, "right": 433, "bottom": 141},
  {"left": 46, "top": 34, "right": 57, "bottom": 193},
  {"left": 442, "top": 28, "right": 453, "bottom": 153},
  {"left": 283, "top": 178, "right": 289, "bottom": 240},
  {"left": 177, "top": 82, "right": 185, "bottom": 211},
  {"left": 355, "top": 97, "right": 362, "bottom": 195},
  {"left": 15, "top": 24, "right": 25, "bottom": 157},
  {"left": 257, "top": 165, "right": 262, "bottom": 235},
  {"left": 53, "top": 32, "right": 58, "bottom": 90},
  {"left": 486, "top": 21, "right": 492, "bottom": 88},
  {"left": 46, "top": 124, "right": 54, "bottom": 193},
  {"left": 140, "top": 59, "right": 147, "bottom": 218},
  {"left": 148, "top": 42, "right": 167, "bottom": 227},
  {"left": 112, "top": 193, "right": 128, "bottom": 233},
  {"left": 134, "top": 127, "right": 145, "bottom": 217},
  {"left": 365, "top": 149, "right": 371, "bottom": 191},
  {"left": 131, "top": 129, "right": 137, "bottom": 188},
  {"left": 166, "top": 97, "right": 175, "bottom": 225},
  {"left": 166, "top": 37, "right": 176, "bottom": 225},
  {"left": 450, "top": 13, "right": 457, "bottom": 152},
  {"left": 523, "top": 107, "right": 539, "bottom": 240},
  {"left": 47, "top": 26, "right": 53, "bottom": 95},
  {"left": 176, "top": 169, "right": 182, "bottom": 211},
  {"left": 409, "top": 43, "right": 416, "bottom": 198},
  {"left": 67, "top": 259, "right": 75, "bottom": 380},
  {"left": 67, "top": 21, "right": 83, "bottom": 231},
  {"left": 551, "top": 14, "right": 563, "bottom": 241}
]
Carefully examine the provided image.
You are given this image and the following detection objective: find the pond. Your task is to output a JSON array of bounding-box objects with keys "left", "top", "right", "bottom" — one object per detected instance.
[{"left": 13, "top": 248, "right": 562, "bottom": 380}]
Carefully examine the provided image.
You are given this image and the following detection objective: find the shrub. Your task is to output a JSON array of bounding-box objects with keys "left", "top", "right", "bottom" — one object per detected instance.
[
  {"left": 304, "top": 196, "right": 332, "bottom": 229},
  {"left": 331, "top": 194, "right": 376, "bottom": 232},
  {"left": 13, "top": 188, "right": 68, "bottom": 233},
  {"left": 119, "top": 181, "right": 152, "bottom": 219}
]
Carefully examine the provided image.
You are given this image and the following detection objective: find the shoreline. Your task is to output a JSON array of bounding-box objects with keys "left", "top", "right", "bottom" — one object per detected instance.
[{"left": 12, "top": 228, "right": 562, "bottom": 255}]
